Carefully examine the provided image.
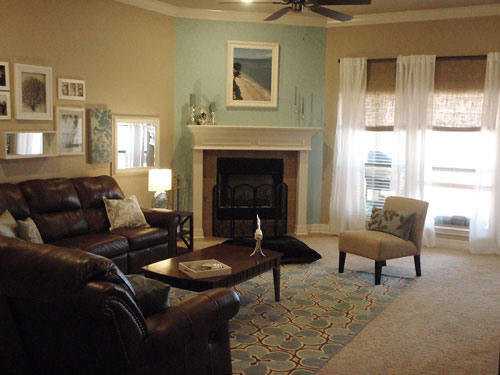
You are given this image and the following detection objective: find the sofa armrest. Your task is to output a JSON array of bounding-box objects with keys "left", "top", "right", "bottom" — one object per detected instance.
[
  {"left": 141, "top": 209, "right": 181, "bottom": 258},
  {"left": 143, "top": 288, "right": 240, "bottom": 354}
]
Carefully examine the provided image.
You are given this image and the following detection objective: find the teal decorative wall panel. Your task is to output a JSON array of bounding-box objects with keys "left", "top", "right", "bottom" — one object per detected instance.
[
  {"left": 174, "top": 19, "right": 326, "bottom": 225},
  {"left": 89, "top": 108, "right": 112, "bottom": 164}
]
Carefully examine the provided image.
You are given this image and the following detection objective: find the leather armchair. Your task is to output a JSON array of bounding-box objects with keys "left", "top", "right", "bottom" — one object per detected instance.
[{"left": 0, "top": 236, "right": 239, "bottom": 375}]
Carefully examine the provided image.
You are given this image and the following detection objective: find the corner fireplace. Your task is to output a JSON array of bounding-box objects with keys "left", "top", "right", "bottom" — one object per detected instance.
[{"left": 213, "top": 157, "right": 288, "bottom": 238}]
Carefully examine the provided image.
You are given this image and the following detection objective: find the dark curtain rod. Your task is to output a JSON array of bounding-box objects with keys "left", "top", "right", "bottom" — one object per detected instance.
[{"left": 337, "top": 54, "right": 487, "bottom": 63}]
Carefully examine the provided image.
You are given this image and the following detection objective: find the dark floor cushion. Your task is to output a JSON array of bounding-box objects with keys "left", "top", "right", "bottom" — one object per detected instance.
[
  {"left": 125, "top": 274, "right": 170, "bottom": 317},
  {"left": 222, "top": 235, "right": 322, "bottom": 264}
]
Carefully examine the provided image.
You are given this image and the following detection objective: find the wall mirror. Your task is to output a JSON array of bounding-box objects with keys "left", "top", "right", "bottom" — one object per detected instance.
[
  {"left": 7, "top": 132, "right": 44, "bottom": 156},
  {"left": 112, "top": 116, "right": 160, "bottom": 175}
]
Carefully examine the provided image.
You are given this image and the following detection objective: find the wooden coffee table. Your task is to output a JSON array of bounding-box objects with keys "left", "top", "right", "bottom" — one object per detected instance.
[{"left": 143, "top": 243, "right": 283, "bottom": 301}]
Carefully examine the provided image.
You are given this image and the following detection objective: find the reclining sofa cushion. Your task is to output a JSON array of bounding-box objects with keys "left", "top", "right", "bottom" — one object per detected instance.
[
  {"left": 72, "top": 176, "right": 124, "bottom": 233},
  {"left": 111, "top": 227, "right": 169, "bottom": 251},
  {"left": 18, "top": 178, "right": 88, "bottom": 242},
  {"left": 0, "top": 183, "right": 31, "bottom": 220},
  {"left": 51, "top": 232, "right": 129, "bottom": 260}
]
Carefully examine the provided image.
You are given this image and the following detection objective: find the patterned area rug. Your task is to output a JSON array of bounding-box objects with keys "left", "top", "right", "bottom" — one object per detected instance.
[{"left": 170, "top": 259, "right": 412, "bottom": 375}]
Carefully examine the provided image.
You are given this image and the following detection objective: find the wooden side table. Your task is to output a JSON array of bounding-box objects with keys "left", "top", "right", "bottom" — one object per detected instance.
[{"left": 176, "top": 211, "right": 193, "bottom": 255}]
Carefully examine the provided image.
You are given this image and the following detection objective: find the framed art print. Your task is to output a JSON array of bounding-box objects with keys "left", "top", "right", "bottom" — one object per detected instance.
[
  {"left": 226, "top": 41, "right": 279, "bottom": 108},
  {"left": 56, "top": 106, "right": 85, "bottom": 155},
  {"left": 0, "top": 91, "right": 11, "bottom": 120},
  {"left": 58, "top": 78, "right": 85, "bottom": 101},
  {"left": 14, "top": 64, "right": 53, "bottom": 120},
  {"left": 0, "top": 62, "right": 10, "bottom": 90}
]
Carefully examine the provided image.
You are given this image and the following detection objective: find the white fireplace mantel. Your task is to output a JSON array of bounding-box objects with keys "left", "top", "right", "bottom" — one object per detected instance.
[{"left": 188, "top": 125, "right": 321, "bottom": 239}]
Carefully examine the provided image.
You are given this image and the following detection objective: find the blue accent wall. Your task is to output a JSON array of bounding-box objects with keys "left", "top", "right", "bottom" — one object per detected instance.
[{"left": 174, "top": 18, "right": 326, "bottom": 224}]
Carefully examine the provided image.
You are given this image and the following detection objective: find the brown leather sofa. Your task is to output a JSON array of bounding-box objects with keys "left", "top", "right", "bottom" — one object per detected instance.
[
  {"left": 0, "top": 175, "right": 180, "bottom": 273},
  {"left": 0, "top": 235, "right": 239, "bottom": 375}
]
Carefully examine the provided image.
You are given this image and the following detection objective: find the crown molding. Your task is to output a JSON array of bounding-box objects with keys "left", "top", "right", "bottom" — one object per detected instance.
[
  {"left": 327, "top": 4, "right": 500, "bottom": 27},
  {"left": 115, "top": 0, "right": 500, "bottom": 28}
]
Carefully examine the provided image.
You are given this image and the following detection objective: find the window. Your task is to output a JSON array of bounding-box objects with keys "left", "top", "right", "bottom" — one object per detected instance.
[
  {"left": 363, "top": 56, "right": 486, "bottom": 228},
  {"left": 364, "top": 60, "right": 396, "bottom": 217},
  {"left": 112, "top": 116, "right": 159, "bottom": 175}
]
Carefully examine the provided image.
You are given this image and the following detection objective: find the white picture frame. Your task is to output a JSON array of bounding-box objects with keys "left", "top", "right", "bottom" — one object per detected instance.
[
  {"left": 58, "top": 78, "right": 85, "bottom": 101},
  {"left": 0, "top": 91, "right": 11, "bottom": 120},
  {"left": 56, "top": 106, "right": 85, "bottom": 155},
  {"left": 0, "top": 62, "right": 10, "bottom": 91},
  {"left": 226, "top": 40, "right": 279, "bottom": 108},
  {"left": 14, "top": 64, "right": 53, "bottom": 120}
]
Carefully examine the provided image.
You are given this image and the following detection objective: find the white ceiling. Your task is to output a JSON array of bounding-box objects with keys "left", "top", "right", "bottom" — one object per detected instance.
[
  {"left": 116, "top": 0, "right": 500, "bottom": 26},
  {"left": 159, "top": 0, "right": 498, "bottom": 15}
]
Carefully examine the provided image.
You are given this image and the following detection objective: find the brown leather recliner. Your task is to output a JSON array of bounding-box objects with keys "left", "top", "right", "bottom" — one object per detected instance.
[{"left": 0, "top": 236, "right": 240, "bottom": 375}]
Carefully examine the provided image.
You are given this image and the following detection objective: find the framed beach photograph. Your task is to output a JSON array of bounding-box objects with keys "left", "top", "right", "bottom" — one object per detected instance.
[
  {"left": 0, "top": 92, "right": 11, "bottom": 120},
  {"left": 58, "top": 78, "right": 85, "bottom": 101},
  {"left": 226, "top": 40, "right": 279, "bottom": 108},
  {"left": 14, "top": 64, "right": 53, "bottom": 120},
  {"left": 0, "top": 62, "right": 10, "bottom": 90},
  {"left": 56, "top": 106, "right": 85, "bottom": 155}
]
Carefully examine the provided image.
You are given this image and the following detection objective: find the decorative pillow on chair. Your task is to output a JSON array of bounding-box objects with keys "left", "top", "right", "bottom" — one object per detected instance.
[
  {"left": 0, "top": 210, "right": 18, "bottom": 238},
  {"left": 102, "top": 195, "right": 149, "bottom": 231},
  {"left": 367, "top": 208, "right": 416, "bottom": 241},
  {"left": 16, "top": 217, "right": 44, "bottom": 244},
  {"left": 125, "top": 274, "right": 170, "bottom": 316}
]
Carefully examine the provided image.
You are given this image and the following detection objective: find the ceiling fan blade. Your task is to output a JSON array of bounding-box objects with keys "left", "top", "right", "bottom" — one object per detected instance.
[
  {"left": 314, "top": 0, "right": 371, "bottom": 5},
  {"left": 265, "top": 6, "right": 292, "bottom": 21},
  {"left": 310, "top": 5, "right": 353, "bottom": 21},
  {"left": 219, "top": 1, "right": 285, "bottom": 4}
]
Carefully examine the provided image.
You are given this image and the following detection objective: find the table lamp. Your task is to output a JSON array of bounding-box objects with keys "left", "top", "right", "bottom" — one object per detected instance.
[{"left": 148, "top": 169, "right": 172, "bottom": 209}]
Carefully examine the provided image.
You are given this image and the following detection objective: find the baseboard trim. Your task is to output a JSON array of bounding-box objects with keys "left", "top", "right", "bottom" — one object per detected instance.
[{"left": 435, "top": 237, "right": 469, "bottom": 251}]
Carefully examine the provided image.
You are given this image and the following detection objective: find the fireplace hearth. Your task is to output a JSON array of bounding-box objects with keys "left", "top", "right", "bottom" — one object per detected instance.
[{"left": 213, "top": 157, "right": 288, "bottom": 238}]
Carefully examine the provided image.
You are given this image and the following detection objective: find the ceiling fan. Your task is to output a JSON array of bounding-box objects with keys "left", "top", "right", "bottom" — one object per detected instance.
[{"left": 219, "top": 0, "right": 371, "bottom": 22}]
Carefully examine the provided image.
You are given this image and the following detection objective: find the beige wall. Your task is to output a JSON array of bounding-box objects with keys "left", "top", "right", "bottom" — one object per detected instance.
[
  {"left": 0, "top": 0, "right": 175, "bottom": 207},
  {"left": 321, "top": 15, "right": 500, "bottom": 224}
]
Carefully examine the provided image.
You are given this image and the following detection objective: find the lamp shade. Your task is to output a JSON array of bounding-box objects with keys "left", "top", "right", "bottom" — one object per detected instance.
[{"left": 148, "top": 169, "right": 172, "bottom": 192}]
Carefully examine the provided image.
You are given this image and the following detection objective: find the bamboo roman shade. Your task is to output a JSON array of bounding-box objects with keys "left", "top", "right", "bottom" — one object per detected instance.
[
  {"left": 433, "top": 56, "right": 486, "bottom": 131},
  {"left": 365, "top": 59, "right": 396, "bottom": 131},
  {"left": 364, "top": 56, "right": 486, "bottom": 131}
]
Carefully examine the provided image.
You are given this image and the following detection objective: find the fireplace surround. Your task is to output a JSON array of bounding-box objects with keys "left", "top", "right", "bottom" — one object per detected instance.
[{"left": 188, "top": 125, "right": 321, "bottom": 239}]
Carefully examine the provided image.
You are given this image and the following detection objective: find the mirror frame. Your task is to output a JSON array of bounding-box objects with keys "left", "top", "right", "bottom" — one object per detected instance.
[{"left": 112, "top": 115, "right": 160, "bottom": 176}]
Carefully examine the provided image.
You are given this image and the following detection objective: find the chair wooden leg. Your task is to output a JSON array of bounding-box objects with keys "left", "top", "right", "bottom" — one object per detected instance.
[
  {"left": 414, "top": 255, "right": 422, "bottom": 277},
  {"left": 375, "top": 261, "right": 384, "bottom": 285},
  {"left": 339, "top": 251, "right": 346, "bottom": 273}
]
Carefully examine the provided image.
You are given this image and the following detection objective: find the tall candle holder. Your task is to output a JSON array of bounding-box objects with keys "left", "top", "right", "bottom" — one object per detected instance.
[
  {"left": 209, "top": 102, "right": 216, "bottom": 125},
  {"left": 189, "top": 105, "right": 196, "bottom": 125}
]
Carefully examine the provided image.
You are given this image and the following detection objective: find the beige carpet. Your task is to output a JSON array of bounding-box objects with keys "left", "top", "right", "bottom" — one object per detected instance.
[{"left": 195, "top": 235, "right": 500, "bottom": 375}]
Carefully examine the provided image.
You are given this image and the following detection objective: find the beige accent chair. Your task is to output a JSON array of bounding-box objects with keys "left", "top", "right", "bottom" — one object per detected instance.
[{"left": 338, "top": 196, "right": 429, "bottom": 285}]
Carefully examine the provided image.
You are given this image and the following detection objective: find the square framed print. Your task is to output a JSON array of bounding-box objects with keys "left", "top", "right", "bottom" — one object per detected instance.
[
  {"left": 56, "top": 106, "right": 85, "bottom": 155},
  {"left": 0, "top": 91, "right": 11, "bottom": 120},
  {"left": 0, "top": 62, "right": 10, "bottom": 90},
  {"left": 14, "top": 64, "right": 53, "bottom": 120},
  {"left": 58, "top": 78, "right": 85, "bottom": 101},
  {"left": 226, "top": 40, "right": 279, "bottom": 108}
]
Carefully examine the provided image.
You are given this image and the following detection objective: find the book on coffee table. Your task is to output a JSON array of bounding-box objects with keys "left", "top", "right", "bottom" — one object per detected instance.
[{"left": 178, "top": 259, "right": 232, "bottom": 279}]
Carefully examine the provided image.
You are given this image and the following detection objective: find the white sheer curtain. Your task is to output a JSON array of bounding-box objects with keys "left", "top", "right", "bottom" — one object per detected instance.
[
  {"left": 470, "top": 52, "right": 500, "bottom": 254},
  {"left": 329, "top": 57, "right": 367, "bottom": 234},
  {"left": 391, "top": 55, "right": 436, "bottom": 247}
]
